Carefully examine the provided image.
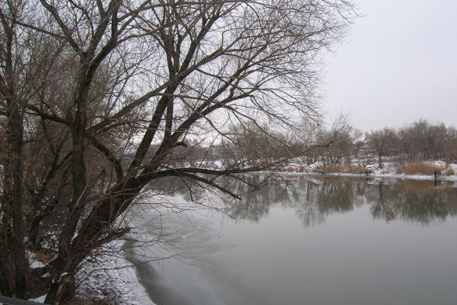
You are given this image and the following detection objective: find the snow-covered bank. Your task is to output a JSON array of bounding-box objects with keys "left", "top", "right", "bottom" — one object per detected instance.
[
  {"left": 307, "top": 172, "right": 457, "bottom": 182},
  {"left": 31, "top": 242, "right": 155, "bottom": 305},
  {"left": 273, "top": 160, "right": 457, "bottom": 182},
  {"left": 256, "top": 169, "right": 457, "bottom": 182},
  {"left": 75, "top": 241, "right": 156, "bottom": 305},
  {"left": 249, "top": 170, "right": 457, "bottom": 183}
]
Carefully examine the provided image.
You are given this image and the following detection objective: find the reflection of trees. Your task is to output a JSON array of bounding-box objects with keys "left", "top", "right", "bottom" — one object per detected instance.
[
  {"left": 224, "top": 176, "right": 365, "bottom": 226},
  {"left": 149, "top": 176, "right": 457, "bottom": 227},
  {"left": 316, "top": 178, "right": 361, "bottom": 214},
  {"left": 370, "top": 182, "right": 396, "bottom": 221},
  {"left": 226, "top": 176, "right": 291, "bottom": 222},
  {"left": 369, "top": 180, "right": 457, "bottom": 224},
  {"left": 226, "top": 176, "right": 457, "bottom": 227},
  {"left": 146, "top": 175, "right": 226, "bottom": 204}
]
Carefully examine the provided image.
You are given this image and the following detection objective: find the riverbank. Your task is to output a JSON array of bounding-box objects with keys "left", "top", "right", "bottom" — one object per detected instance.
[
  {"left": 73, "top": 241, "right": 155, "bottom": 305},
  {"left": 30, "top": 241, "right": 152, "bottom": 305},
  {"left": 274, "top": 160, "right": 457, "bottom": 182},
  {"left": 268, "top": 171, "right": 457, "bottom": 182}
]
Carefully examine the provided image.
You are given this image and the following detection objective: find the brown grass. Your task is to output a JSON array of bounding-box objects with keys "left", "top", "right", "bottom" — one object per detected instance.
[
  {"left": 396, "top": 161, "right": 443, "bottom": 175},
  {"left": 348, "top": 165, "right": 373, "bottom": 174},
  {"left": 317, "top": 164, "right": 344, "bottom": 173},
  {"left": 285, "top": 166, "right": 305, "bottom": 172}
]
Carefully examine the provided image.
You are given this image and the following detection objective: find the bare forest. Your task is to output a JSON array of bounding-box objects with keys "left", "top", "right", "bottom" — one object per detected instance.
[{"left": 0, "top": 0, "right": 355, "bottom": 304}]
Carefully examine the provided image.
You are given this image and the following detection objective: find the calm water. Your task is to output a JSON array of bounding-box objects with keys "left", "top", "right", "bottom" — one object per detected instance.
[{"left": 128, "top": 176, "right": 457, "bottom": 305}]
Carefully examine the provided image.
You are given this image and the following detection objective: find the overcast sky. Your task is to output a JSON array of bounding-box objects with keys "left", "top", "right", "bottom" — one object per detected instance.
[{"left": 321, "top": 0, "right": 457, "bottom": 132}]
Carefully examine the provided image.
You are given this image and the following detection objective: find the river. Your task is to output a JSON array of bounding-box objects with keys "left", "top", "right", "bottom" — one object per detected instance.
[{"left": 125, "top": 176, "right": 457, "bottom": 305}]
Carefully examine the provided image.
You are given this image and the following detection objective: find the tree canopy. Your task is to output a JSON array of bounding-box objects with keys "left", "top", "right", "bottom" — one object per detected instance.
[{"left": 0, "top": 0, "right": 354, "bottom": 303}]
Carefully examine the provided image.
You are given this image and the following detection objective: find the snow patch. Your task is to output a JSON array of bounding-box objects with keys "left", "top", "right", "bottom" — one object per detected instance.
[{"left": 76, "top": 241, "right": 156, "bottom": 305}]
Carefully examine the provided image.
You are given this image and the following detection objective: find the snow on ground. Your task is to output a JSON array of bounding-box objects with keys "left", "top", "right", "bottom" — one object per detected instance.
[
  {"left": 76, "top": 241, "right": 156, "bottom": 305},
  {"left": 29, "top": 239, "right": 156, "bottom": 305},
  {"left": 313, "top": 171, "right": 457, "bottom": 182},
  {"left": 278, "top": 160, "right": 457, "bottom": 182},
  {"left": 31, "top": 295, "right": 46, "bottom": 303},
  {"left": 27, "top": 250, "right": 46, "bottom": 269}
]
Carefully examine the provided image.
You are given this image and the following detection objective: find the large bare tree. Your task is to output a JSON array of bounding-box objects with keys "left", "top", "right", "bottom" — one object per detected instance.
[
  {"left": 0, "top": 0, "right": 354, "bottom": 303},
  {"left": 366, "top": 128, "right": 397, "bottom": 168}
]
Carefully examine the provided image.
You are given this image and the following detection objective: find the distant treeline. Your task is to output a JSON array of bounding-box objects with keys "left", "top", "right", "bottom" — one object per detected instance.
[
  {"left": 305, "top": 119, "right": 457, "bottom": 167},
  {"left": 173, "top": 119, "right": 457, "bottom": 167}
]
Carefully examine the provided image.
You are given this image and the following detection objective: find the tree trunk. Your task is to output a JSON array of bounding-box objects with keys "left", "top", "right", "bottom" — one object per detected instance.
[{"left": 0, "top": 96, "right": 26, "bottom": 298}]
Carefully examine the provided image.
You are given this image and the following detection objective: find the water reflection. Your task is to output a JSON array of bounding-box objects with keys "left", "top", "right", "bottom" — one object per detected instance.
[
  {"left": 135, "top": 176, "right": 457, "bottom": 305},
  {"left": 225, "top": 176, "right": 457, "bottom": 226}
]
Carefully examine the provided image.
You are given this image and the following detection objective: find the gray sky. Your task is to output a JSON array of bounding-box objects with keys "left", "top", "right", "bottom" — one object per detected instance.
[{"left": 322, "top": 0, "right": 457, "bottom": 132}]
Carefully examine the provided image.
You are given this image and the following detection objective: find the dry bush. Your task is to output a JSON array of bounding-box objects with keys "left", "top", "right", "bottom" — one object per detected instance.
[
  {"left": 442, "top": 167, "right": 455, "bottom": 176},
  {"left": 396, "top": 161, "right": 443, "bottom": 175},
  {"left": 317, "top": 164, "right": 345, "bottom": 173},
  {"left": 347, "top": 165, "right": 373, "bottom": 174}
]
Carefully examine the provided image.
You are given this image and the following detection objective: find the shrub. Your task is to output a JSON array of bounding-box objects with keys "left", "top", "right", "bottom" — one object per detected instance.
[
  {"left": 442, "top": 167, "right": 455, "bottom": 176},
  {"left": 316, "top": 164, "right": 344, "bottom": 173},
  {"left": 396, "top": 161, "right": 443, "bottom": 175},
  {"left": 347, "top": 165, "right": 373, "bottom": 174}
]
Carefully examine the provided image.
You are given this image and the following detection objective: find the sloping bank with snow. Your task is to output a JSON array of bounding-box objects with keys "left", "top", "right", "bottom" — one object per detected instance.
[
  {"left": 31, "top": 242, "right": 155, "bottom": 305},
  {"left": 75, "top": 240, "right": 156, "bottom": 305}
]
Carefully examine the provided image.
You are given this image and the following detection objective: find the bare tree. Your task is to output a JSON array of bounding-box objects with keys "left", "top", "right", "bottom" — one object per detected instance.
[
  {"left": 300, "top": 116, "right": 359, "bottom": 166},
  {"left": 0, "top": 0, "right": 355, "bottom": 303},
  {"left": 397, "top": 120, "right": 450, "bottom": 160},
  {"left": 220, "top": 122, "right": 293, "bottom": 167},
  {"left": 366, "top": 128, "right": 397, "bottom": 168}
]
